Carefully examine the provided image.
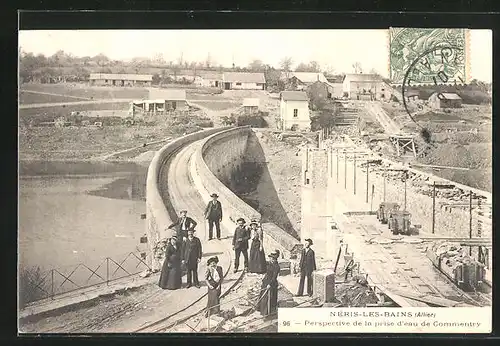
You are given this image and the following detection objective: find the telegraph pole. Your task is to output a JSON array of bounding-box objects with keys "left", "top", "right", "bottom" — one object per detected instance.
[
  {"left": 365, "top": 162, "right": 369, "bottom": 203},
  {"left": 469, "top": 190, "right": 473, "bottom": 255},
  {"left": 344, "top": 150, "right": 347, "bottom": 190},
  {"left": 336, "top": 149, "right": 339, "bottom": 184},
  {"left": 353, "top": 153, "right": 356, "bottom": 194},
  {"left": 383, "top": 169, "right": 387, "bottom": 202},
  {"left": 432, "top": 181, "right": 436, "bottom": 234},
  {"left": 403, "top": 171, "right": 408, "bottom": 210}
]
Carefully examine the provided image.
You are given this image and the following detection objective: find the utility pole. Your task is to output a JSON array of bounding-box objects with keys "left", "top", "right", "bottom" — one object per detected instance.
[
  {"left": 402, "top": 171, "right": 408, "bottom": 210},
  {"left": 432, "top": 181, "right": 436, "bottom": 234},
  {"left": 344, "top": 150, "right": 347, "bottom": 190},
  {"left": 469, "top": 190, "right": 473, "bottom": 255},
  {"left": 353, "top": 153, "right": 356, "bottom": 195},
  {"left": 365, "top": 162, "right": 369, "bottom": 203},
  {"left": 336, "top": 149, "right": 339, "bottom": 184},
  {"left": 383, "top": 169, "right": 386, "bottom": 202}
]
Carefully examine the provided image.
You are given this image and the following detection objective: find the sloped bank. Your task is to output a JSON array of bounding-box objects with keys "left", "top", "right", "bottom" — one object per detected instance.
[{"left": 190, "top": 126, "right": 302, "bottom": 260}]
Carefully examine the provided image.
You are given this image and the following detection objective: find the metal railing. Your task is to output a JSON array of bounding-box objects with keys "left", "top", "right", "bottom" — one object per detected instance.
[
  {"left": 20, "top": 251, "right": 151, "bottom": 305},
  {"left": 166, "top": 284, "right": 318, "bottom": 333}
]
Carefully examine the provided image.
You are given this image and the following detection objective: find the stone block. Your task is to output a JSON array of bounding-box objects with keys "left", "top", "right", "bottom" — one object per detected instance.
[{"left": 313, "top": 269, "right": 336, "bottom": 303}]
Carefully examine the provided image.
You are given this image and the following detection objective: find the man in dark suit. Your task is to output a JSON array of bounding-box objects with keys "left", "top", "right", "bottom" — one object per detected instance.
[
  {"left": 204, "top": 193, "right": 223, "bottom": 240},
  {"left": 182, "top": 229, "right": 203, "bottom": 288},
  {"left": 169, "top": 210, "right": 197, "bottom": 240},
  {"left": 232, "top": 218, "right": 250, "bottom": 273},
  {"left": 297, "top": 238, "right": 317, "bottom": 297}
]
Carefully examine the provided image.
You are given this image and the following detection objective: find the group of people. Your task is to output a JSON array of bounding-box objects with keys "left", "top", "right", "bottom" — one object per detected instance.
[{"left": 157, "top": 192, "right": 317, "bottom": 319}]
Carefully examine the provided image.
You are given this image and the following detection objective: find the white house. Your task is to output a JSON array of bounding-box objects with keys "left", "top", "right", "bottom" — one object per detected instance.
[
  {"left": 194, "top": 71, "right": 223, "bottom": 88},
  {"left": 342, "top": 73, "right": 385, "bottom": 100},
  {"left": 279, "top": 91, "right": 310, "bottom": 131},
  {"left": 129, "top": 89, "right": 187, "bottom": 116},
  {"left": 242, "top": 98, "right": 260, "bottom": 114},
  {"left": 222, "top": 72, "right": 266, "bottom": 90}
]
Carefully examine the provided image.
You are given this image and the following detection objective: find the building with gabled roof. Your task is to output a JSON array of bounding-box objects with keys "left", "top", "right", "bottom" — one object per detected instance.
[
  {"left": 222, "top": 72, "right": 266, "bottom": 90},
  {"left": 279, "top": 91, "right": 310, "bottom": 131},
  {"left": 428, "top": 92, "right": 462, "bottom": 109},
  {"left": 89, "top": 73, "right": 153, "bottom": 87},
  {"left": 129, "top": 89, "right": 187, "bottom": 117},
  {"left": 342, "top": 73, "right": 385, "bottom": 100}
]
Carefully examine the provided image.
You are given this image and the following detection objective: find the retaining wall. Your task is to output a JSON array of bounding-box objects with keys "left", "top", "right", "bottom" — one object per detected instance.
[
  {"left": 145, "top": 128, "right": 225, "bottom": 271},
  {"left": 190, "top": 126, "right": 302, "bottom": 260}
]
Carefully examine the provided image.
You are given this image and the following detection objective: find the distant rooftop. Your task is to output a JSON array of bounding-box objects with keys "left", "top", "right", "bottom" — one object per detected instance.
[
  {"left": 89, "top": 73, "right": 153, "bottom": 81},
  {"left": 243, "top": 98, "right": 260, "bottom": 107},
  {"left": 280, "top": 91, "right": 309, "bottom": 101},
  {"left": 223, "top": 72, "right": 266, "bottom": 84},
  {"left": 431, "top": 92, "right": 462, "bottom": 100},
  {"left": 342, "top": 73, "right": 384, "bottom": 82},
  {"left": 148, "top": 88, "right": 186, "bottom": 101}
]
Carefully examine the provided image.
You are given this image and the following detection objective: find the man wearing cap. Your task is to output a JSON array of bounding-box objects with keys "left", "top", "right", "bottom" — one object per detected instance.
[
  {"left": 232, "top": 218, "right": 250, "bottom": 273},
  {"left": 204, "top": 193, "right": 223, "bottom": 240},
  {"left": 297, "top": 238, "right": 316, "bottom": 297},
  {"left": 182, "top": 229, "right": 203, "bottom": 288},
  {"left": 169, "top": 210, "right": 197, "bottom": 241}
]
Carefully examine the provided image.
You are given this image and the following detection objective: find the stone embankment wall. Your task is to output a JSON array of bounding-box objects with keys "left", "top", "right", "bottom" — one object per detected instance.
[
  {"left": 190, "top": 126, "right": 302, "bottom": 260},
  {"left": 316, "top": 138, "right": 492, "bottom": 239},
  {"left": 146, "top": 128, "right": 224, "bottom": 271}
]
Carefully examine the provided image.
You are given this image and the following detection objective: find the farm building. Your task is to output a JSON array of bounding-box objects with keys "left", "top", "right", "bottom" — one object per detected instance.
[
  {"left": 129, "top": 89, "right": 187, "bottom": 117},
  {"left": 428, "top": 92, "right": 462, "bottom": 109},
  {"left": 342, "top": 73, "right": 385, "bottom": 100},
  {"left": 279, "top": 91, "right": 310, "bottom": 131},
  {"left": 282, "top": 72, "right": 329, "bottom": 91},
  {"left": 222, "top": 72, "right": 266, "bottom": 90},
  {"left": 242, "top": 98, "right": 260, "bottom": 114},
  {"left": 307, "top": 80, "right": 345, "bottom": 102},
  {"left": 194, "top": 71, "right": 223, "bottom": 88},
  {"left": 89, "top": 73, "right": 153, "bottom": 87}
]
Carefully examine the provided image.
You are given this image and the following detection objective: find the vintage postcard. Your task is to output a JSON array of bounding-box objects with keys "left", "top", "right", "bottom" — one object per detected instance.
[{"left": 18, "top": 28, "right": 492, "bottom": 334}]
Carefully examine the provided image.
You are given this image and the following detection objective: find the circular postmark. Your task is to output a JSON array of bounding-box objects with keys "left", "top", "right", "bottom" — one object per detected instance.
[{"left": 401, "top": 44, "right": 467, "bottom": 139}]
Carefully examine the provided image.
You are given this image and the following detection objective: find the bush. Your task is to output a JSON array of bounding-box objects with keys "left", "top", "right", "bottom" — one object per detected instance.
[
  {"left": 236, "top": 115, "right": 268, "bottom": 128},
  {"left": 19, "top": 266, "right": 48, "bottom": 308}
]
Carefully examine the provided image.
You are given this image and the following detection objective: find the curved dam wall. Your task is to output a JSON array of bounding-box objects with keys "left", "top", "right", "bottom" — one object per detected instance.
[
  {"left": 190, "top": 127, "right": 302, "bottom": 260},
  {"left": 146, "top": 128, "right": 226, "bottom": 271}
]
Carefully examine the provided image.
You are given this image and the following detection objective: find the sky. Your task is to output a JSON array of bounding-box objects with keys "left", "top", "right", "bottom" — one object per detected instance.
[{"left": 19, "top": 29, "right": 492, "bottom": 82}]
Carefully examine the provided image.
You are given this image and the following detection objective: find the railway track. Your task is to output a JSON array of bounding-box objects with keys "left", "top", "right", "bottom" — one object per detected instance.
[{"left": 347, "top": 215, "right": 491, "bottom": 307}]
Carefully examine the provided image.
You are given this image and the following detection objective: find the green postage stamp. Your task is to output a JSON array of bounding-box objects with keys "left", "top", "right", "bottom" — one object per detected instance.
[{"left": 389, "top": 28, "right": 471, "bottom": 85}]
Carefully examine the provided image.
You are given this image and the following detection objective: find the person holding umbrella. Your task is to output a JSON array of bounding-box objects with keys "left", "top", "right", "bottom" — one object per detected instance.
[
  {"left": 258, "top": 250, "right": 281, "bottom": 318},
  {"left": 204, "top": 193, "right": 223, "bottom": 240}
]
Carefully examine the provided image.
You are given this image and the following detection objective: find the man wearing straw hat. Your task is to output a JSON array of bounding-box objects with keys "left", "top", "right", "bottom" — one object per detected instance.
[
  {"left": 168, "top": 209, "right": 197, "bottom": 241},
  {"left": 204, "top": 193, "right": 223, "bottom": 240},
  {"left": 296, "top": 238, "right": 316, "bottom": 297},
  {"left": 182, "top": 228, "right": 203, "bottom": 288},
  {"left": 232, "top": 218, "right": 250, "bottom": 273}
]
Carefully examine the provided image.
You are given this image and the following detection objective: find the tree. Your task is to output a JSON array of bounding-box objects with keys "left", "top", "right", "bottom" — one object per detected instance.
[
  {"left": 248, "top": 59, "right": 264, "bottom": 72},
  {"left": 93, "top": 53, "right": 110, "bottom": 67},
  {"left": 295, "top": 62, "right": 311, "bottom": 72},
  {"left": 205, "top": 53, "right": 212, "bottom": 69},
  {"left": 309, "top": 61, "right": 321, "bottom": 72},
  {"left": 352, "top": 62, "right": 362, "bottom": 74},
  {"left": 280, "top": 56, "right": 293, "bottom": 74},
  {"left": 152, "top": 73, "right": 161, "bottom": 85}
]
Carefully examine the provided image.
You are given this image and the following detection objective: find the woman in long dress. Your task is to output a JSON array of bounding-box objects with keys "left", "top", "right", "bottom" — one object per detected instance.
[
  {"left": 248, "top": 220, "right": 266, "bottom": 274},
  {"left": 258, "top": 250, "right": 281, "bottom": 317},
  {"left": 158, "top": 235, "right": 182, "bottom": 290},
  {"left": 205, "top": 256, "right": 224, "bottom": 317}
]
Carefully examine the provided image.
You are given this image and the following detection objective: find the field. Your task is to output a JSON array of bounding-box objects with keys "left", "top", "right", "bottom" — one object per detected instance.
[
  {"left": 20, "top": 84, "right": 149, "bottom": 102},
  {"left": 18, "top": 83, "right": 276, "bottom": 161}
]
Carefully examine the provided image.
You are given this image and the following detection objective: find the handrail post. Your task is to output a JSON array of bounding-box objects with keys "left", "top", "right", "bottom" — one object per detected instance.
[
  {"left": 353, "top": 153, "right": 356, "bottom": 195},
  {"left": 106, "top": 257, "right": 110, "bottom": 286}
]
